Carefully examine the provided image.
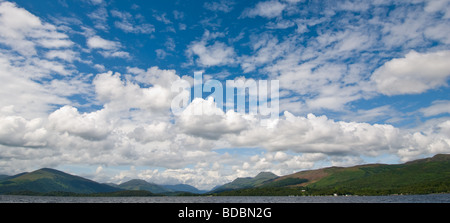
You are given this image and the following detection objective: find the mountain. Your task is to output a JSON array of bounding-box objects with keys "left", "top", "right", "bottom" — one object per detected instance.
[
  {"left": 0, "top": 175, "right": 9, "bottom": 180},
  {"left": 0, "top": 168, "right": 120, "bottom": 194},
  {"left": 405, "top": 153, "right": 450, "bottom": 164},
  {"left": 215, "top": 154, "right": 450, "bottom": 196},
  {"left": 116, "top": 180, "right": 206, "bottom": 194},
  {"left": 0, "top": 172, "right": 28, "bottom": 181},
  {"left": 211, "top": 172, "right": 278, "bottom": 193},
  {"left": 117, "top": 179, "right": 171, "bottom": 194},
  {"left": 163, "top": 184, "right": 207, "bottom": 194},
  {"left": 0, "top": 168, "right": 206, "bottom": 195},
  {"left": 1, "top": 154, "right": 449, "bottom": 196}
]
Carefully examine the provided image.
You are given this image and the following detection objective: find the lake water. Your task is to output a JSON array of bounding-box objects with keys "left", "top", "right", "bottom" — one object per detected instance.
[{"left": 1, "top": 194, "right": 450, "bottom": 203}]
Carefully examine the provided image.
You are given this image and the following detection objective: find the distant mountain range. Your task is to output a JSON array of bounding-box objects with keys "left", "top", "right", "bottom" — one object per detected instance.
[
  {"left": 1, "top": 154, "right": 449, "bottom": 196},
  {"left": 0, "top": 168, "right": 206, "bottom": 195},
  {"left": 109, "top": 179, "right": 207, "bottom": 194}
]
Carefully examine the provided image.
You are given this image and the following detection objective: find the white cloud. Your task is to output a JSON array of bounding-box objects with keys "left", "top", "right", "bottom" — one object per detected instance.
[
  {"left": 155, "top": 49, "right": 168, "bottom": 59},
  {"left": 94, "top": 64, "right": 106, "bottom": 71},
  {"left": 371, "top": 50, "right": 450, "bottom": 95},
  {"left": 375, "top": 3, "right": 449, "bottom": 48},
  {"left": 45, "top": 50, "right": 78, "bottom": 62},
  {"left": 223, "top": 111, "right": 450, "bottom": 162},
  {"left": 423, "top": 0, "right": 450, "bottom": 18},
  {"left": 48, "top": 106, "right": 111, "bottom": 141},
  {"left": 397, "top": 120, "right": 450, "bottom": 162},
  {"left": 127, "top": 122, "right": 172, "bottom": 143},
  {"left": 424, "top": 22, "right": 450, "bottom": 44},
  {"left": 86, "top": 35, "right": 130, "bottom": 58},
  {"left": 1, "top": 0, "right": 450, "bottom": 190},
  {"left": 111, "top": 9, "right": 155, "bottom": 34},
  {"left": 153, "top": 12, "right": 172, "bottom": 25},
  {"left": 88, "top": 7, "right": 109, "bottom": 31},
  {"left": 93, "top": 71, "right": 174, "bottom": 114},
  {"left": 266, "top": 19, "right": 295, "bottom": 29},
  {"left": 0, "top": 54, "right": 71, "bottom": 118},
  {"left": 177, "top": 97, "right": 248, "bottom": 140},
  {"left": 334, "top": 0, "right": 370, "bottom": 12},
  {"left": 87, "top": 35, "right": 120, "bottom": 50},
  {"left": 420, "top": 100, "right": 450, "bottom": 117},
  {"left": 126, "top": 66, "right": 181, "bottom": 88},
  {"left": 0, "top": 115, "right": 48, "bottom": 147},
  {"left": 266, "top": 56, "right": 368, "bottom": 112},
  {"left": 241, "top": 1, "right": 286, "bottom": 19},
  {"left": 187, "top": 32, "right": 236, "bottom": 67},
  {"left": 0, "top": 1, "right": 73, "bottom": 56},
  {"left": 340, "top": 105, "right": 399, "bottom": 123},
  {"left": 240, "top": 34, "right": 287, "bottom": 73},
  {"left": 99, "top": 50, "right": 130, "bottom": 59},
  {"left": 0, "top": 2, "right": 91, "bottom": 122},
  {"left": 229, "top": 112, "right": 403, "bottom": 156},
  {"left": 133, "top": 166, "right": 226, "bottom": 190},
  {"left": 125, "top": 151, "right": 326, "bottom": 190}
]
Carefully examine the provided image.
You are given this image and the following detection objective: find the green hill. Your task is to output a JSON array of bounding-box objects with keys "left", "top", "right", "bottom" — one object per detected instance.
[
  {"left": 0, "top": 175, "right": 9, "bottom": 180},
  {"left": 0, "top": 168, "right": 120, "bottom": 194},
  {"left": 117, "top": 179, "right": 171, "bottom": 194},
  {"left": 163, "top": 184, "right": 207, "bottom": 194},
  {"left": 215, "top": 154, "right": 450, "bottom": 196},
  {"left": 305, "top": 154, "right": 450, "bottom": 195},
  {"left": 211, "top": 172, "right": 278, "bottom": 193}
]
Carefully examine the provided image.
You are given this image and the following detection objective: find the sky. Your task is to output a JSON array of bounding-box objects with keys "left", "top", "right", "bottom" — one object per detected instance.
[{"left": 0, "top": 0, "right": 449, "bottom": 190}]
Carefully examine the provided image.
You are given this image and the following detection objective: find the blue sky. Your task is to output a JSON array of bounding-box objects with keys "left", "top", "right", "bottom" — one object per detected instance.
[{"left": 0, "top": 0, "right": 450, "bottom": 189}]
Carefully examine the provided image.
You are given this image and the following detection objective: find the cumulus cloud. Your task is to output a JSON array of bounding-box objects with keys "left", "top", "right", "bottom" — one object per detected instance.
[
  {"left": 127, "top": 122, "right": 172, "bottom": 143},
  {"left": 48, "top": 106, "right": 111, "bottom": 141},
  {"left": 0, "top": 115, "right": 48, "bottom": 147},
  {"left": 371, "top": 50, "right": 450, "bottom": 95},
  {"left": 228, "top": 112, "right": 403, "bottom": 156},
  {"left": 187, "top": 38, "right": 236, "bottom": 67},
  {"left": 109, "top": 152, "right": 326, "bottom": 190},
  {"left": 1, "top": 0, "right": 450, "bottom": 190},
  {"left": 397, "top": 119, "right": 450, "bottom": 162},
  {"left": 93, "top": 71, "right": 174, "bottom": 114},
  {"left": 177, "top": 97, "right": 248, "bottom": 140}
]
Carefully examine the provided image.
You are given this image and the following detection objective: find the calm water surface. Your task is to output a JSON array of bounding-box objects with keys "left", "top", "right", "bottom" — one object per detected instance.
[{"left": 1, "top": 194, "right": 450, "bottom": 203}]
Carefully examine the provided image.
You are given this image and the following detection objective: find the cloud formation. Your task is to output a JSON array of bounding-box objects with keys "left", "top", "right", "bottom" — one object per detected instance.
[
  {"left": 371, "top": 50, "right": 450, "bottom": 95},
  {"left": 0, "top": 0, "right": 450, "bottom": 190}
]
